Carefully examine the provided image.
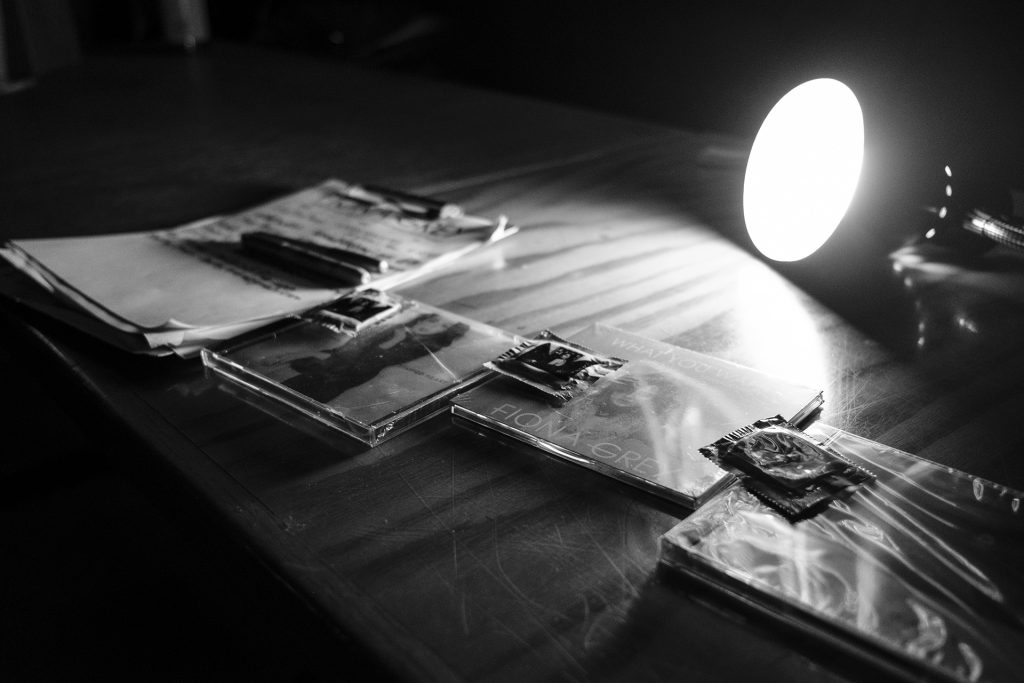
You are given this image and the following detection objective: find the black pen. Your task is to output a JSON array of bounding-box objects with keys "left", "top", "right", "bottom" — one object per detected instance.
[
  {"left": 241, "top": 232, "right": 386, "bottom": 285},
  {"left": 353, "top": 184, "right": 462, "bottom": 220}
]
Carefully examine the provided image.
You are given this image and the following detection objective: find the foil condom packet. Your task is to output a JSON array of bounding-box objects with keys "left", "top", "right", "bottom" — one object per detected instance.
[
  {"left": 299, "top": 289, "right": 402, "bottom": 336},
  {"left": 485, "top": 330, "right": 627, "bottom": 404},
  {"left": 700, "top": 415, "right": 875, "bottom": 518}
]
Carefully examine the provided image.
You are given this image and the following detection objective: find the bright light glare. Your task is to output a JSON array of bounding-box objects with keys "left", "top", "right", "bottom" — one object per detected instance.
[{"left": 743, "top": 78, "right": 864, "bottom": 261}]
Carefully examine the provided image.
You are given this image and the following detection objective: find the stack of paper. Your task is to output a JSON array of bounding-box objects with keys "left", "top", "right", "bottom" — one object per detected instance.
[{"left": 0, "top": 179, "right": 516, "bottom": 357}]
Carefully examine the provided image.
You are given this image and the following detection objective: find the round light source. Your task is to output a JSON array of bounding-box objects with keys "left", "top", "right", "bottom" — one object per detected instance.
[{"left": 743, "top": 78, "right": 864, "bottom": 261}]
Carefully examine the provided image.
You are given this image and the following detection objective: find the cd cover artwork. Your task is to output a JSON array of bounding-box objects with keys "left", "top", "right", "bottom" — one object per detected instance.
[
  {"left": 660, "top": 423, "right": 1024, "bottom": 683},
  {"left": 202, "top": 292, "right": 517, "bottom": 445},
  {"left": 451, "top": 324, "right": 824, "bottom": 509}
]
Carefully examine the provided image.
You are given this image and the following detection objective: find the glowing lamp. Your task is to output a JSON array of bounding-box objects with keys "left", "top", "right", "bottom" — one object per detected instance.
[{"left": 743, "top": 78, "right": 864, "bottom": 261}]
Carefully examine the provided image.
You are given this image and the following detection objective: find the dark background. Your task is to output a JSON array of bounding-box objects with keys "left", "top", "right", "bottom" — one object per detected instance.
[
  {"left": 46, "top": 0, "right": 1022, "bottom": 204},
  {"left": 71, "top": 1, "right": 1024, "bottom": 163}
]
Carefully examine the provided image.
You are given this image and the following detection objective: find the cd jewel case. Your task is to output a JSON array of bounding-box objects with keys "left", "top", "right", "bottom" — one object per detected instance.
[
  {"left": 660, "top": 423, "right": 1024, "bottom": 683},
  {"left": 451, "top": 324, "right": 824, "bottom": 509},
  {"left": 202, "top": 291, "right": 517, "bottom": 445}
]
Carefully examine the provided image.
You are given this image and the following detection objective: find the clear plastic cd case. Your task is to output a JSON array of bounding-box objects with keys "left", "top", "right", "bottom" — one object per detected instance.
[
  {"left": 202, "top": 291, "right": 517, "bottom": 445},
  {"left": 451, "top": 324, "right": 824, "bottom": 509},
  {"left": 660, "top": 423, "right": 1024, "bottom": 683}
]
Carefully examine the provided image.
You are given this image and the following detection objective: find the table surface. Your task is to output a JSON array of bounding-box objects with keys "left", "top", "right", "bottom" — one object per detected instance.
[{"left": 4, "top": 44, "right": 1024, "bottom": 682}]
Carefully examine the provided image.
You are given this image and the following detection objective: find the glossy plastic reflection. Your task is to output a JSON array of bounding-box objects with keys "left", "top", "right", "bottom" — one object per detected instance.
[{"left": 661, "top": 423, "right": 1024, "bottom": 683}]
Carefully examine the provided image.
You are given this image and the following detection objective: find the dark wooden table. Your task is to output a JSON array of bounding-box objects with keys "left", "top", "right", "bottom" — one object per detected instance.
[{"left": 4, "top": 44, "right": 1024, "bottom": 682}]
